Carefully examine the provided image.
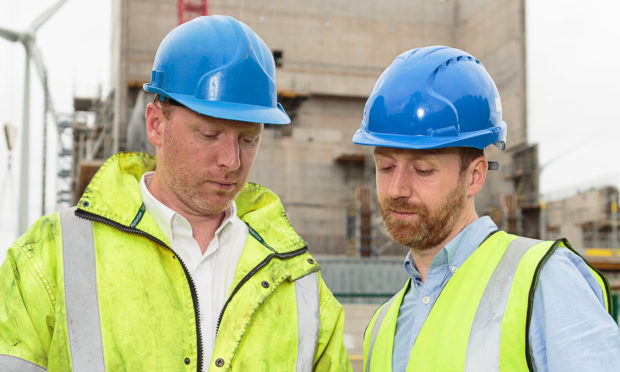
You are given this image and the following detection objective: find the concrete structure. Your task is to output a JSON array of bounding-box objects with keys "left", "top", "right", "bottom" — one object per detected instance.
[
  {"left": 111, "top": 0, "right": 532, "bottom": 255},
  {"left": 543, "top": 185, "right": 620, "bottom": 285},
  {"left": 545, "top": 185, "right": 619, "bottom": 253}
]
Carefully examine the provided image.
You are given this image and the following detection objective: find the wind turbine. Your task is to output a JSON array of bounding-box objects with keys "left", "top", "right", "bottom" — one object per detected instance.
[{"left": 0, "top": 0, "right": 67, "bottom": 234}]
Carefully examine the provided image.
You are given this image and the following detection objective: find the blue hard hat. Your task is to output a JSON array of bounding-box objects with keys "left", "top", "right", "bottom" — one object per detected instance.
[
  {"left": 143, "top": 15, "right": 290, "bottom": 125},
  {"left": 353, "top": 46, "right": 506, "bottom": 150}
]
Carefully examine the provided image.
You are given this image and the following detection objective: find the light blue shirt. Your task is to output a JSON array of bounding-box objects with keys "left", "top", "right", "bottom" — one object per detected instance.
[{"left": 392, "top": 216, "right": 620, "bottom": 372}]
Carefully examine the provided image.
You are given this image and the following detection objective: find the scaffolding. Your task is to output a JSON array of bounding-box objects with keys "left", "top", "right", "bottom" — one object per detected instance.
[
  {"left": 503, "top": 143, "right": 540, "bottom": 237},
  {"left": 55, "top": 119, "right": 73, "bottom": 208},
  {"left": 54, "top": 90, "right": 114, "bottom": 207}
]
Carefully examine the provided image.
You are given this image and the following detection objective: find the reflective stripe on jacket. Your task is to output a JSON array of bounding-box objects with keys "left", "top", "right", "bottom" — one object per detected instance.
[
  {"left": 0, "top": 152, "right": 352, "bottom": 372},
  {"left": 362, "top": 231, "right": 611, "bottom": 372}
]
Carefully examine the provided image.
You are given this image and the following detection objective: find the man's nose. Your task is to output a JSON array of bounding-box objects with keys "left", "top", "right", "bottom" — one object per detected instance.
[
  {"left": 388, "top": 167, "right": 412, "bottom": 199},
  {"left": 217, "top": 135, "right": 241, "bottom": 171}
]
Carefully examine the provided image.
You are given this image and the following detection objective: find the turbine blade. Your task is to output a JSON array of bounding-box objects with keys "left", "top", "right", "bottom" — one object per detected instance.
[
  {"left": 30, "top": 43, "right": 57, "bottom": 120},
  {"left": 30, "top": 43, "right": 47, "bottom": 85},
  {"left": 0, "top": 26, "right": 20, "bottom": 42},
  {"left": 31, "top": 0, "right": 68, "bottom": 32}
]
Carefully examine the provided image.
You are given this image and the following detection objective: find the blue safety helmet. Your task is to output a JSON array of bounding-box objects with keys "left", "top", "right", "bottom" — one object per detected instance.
[
  {"left": 353, "top": 46, "right": 506, "bottom": 150},
  {"left": 143, "top": 15, "right": 290, "bottom": 125}
]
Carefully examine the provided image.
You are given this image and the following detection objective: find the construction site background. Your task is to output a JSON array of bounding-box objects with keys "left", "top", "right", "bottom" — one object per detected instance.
[
  {"left": 64, "top": 0, "right": 619, "bottom": 303},
  {"left": 2, "top": 1, "right": 619, "bottom": 369}
]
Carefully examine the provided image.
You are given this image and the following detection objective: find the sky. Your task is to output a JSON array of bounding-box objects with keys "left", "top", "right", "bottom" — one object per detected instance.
[
  {"left": 1, "top": 0, "right": 620, "bottom": 250},
  {"left": 526, "top": 0, "right": 620, "bottom": 200}
]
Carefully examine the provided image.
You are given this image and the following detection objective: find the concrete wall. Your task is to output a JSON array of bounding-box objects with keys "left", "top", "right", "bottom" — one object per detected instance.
[
  {"left": 212, "top": 0, "right": 454, "bottom": 97},
  {"left": 546, "top": 186, "right": 617, "bottom": 252},
  {"left": 250, "top": 96, "right": 367, "bottom": 253}
]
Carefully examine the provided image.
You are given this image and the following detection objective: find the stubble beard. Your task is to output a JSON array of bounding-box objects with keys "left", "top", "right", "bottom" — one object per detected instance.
[
  {"left": 163, "top": 160, "right": 249, "bottom": 215},
  {"left": 378, "top": 180, "right": 467, "bottom": 251},
  {"left": 177, "top": 178, "right": 241, "bottom": 215}
]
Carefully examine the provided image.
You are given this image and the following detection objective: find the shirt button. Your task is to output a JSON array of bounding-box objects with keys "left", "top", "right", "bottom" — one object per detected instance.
[
  {"left": 422, "top": 296, "right": 430, "bottom": 305},
  {"left": 215, "top": 358, "right": 225, "bottom": 367},
  {"left": 451, "top": 266, "right": 458, "bottom": 273},
  {"left": 184, "top": 357, "right": 190, "bottom": 365},
  {"left": 261, "top": 280, "right": 270, "bottom": 288}
]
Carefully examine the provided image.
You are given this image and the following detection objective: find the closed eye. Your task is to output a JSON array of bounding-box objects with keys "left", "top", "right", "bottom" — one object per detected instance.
[
  {"left": 241, "top": 136, "right": 260, "bottom": 145},
  {"left": 415, "top": 169, "right": 433, "bottom": 176},
  {"left": 200, "top": 131, "right": 218, "bottom": 139}
]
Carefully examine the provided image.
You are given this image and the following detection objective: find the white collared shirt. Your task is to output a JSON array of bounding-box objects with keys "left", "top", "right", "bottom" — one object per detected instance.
[{"left": 139, "top": 172, "right": 248, "bottom": 369}]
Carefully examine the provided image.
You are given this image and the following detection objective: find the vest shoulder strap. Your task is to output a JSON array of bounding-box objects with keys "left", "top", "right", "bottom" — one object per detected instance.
[{"left": 464, "top": 236, "right": 543, "bottom": 372}]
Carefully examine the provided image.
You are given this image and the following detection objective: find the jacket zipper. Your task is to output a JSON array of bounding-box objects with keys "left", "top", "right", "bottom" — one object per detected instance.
[
  {"left": 214, "top": 247, "right": 309, "bottom": 336},
  {"left": 75, "top": 208, "right": 204, "bottom": 372}
]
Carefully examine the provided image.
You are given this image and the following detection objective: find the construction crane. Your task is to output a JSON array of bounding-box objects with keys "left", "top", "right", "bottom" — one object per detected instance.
[{"left": 178, "top": 0, "right": 208, "bottom": 25}]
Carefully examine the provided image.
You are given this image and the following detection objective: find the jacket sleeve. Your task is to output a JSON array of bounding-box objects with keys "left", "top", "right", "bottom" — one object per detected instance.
[
  {"left": 0, "top": 217, "right": 59, "bottom": 369},
  {"left": 313, "top": 272, "right": 353, "bottom": 371}
]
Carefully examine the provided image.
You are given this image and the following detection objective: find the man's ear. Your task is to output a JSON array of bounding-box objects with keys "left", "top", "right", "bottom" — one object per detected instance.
[
  {"left": 145, "top": 102, "right": 165, "bottom": 148},
  {"left": 466, "top": 156, "right": 488, "bottom": 197}
]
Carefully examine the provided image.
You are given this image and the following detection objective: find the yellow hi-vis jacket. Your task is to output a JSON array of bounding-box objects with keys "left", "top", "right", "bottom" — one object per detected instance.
[
  {"left": 0, "top": 152, "right": 353, "bottom": 372},
  {"left": 363, "top": 231, "right": 612, "bottom": 372}
]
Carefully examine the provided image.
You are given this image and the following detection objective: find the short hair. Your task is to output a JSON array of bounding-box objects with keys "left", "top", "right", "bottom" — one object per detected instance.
[
  {"left": 153, "top": 94, "right": 183, "bottom": 118},
  {"left": 458, "top": 147, "right": 485, "bottom": 172}
]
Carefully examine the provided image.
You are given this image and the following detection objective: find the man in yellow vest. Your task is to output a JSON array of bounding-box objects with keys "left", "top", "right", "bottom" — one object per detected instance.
[
  {"left": 354, "top": 46, "right": 620, "bottom": 371},
  {"left": 0, "top": 16, "right": 352, "bottom": 371}
]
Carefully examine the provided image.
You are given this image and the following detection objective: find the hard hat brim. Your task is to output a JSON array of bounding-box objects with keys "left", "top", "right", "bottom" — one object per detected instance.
[
  {"left": 144, "top": 85, "right": 291, "bottom": 125},
  {"left": 352, "top": 121, "right": 506, "bottom": 150}
]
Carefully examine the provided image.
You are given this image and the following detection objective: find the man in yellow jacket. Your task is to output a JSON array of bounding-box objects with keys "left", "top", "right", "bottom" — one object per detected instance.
[
  {"left": 0, "top": 16, "right": 352, "bottom": 371},
  {"left": 354, "top": 46, "right": 620, "bottom": 371}
]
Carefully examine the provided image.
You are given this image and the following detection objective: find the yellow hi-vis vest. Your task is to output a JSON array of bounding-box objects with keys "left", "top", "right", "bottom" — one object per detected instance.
[{"left": 362, "top": 231, "right": 612, "bottom": 372}]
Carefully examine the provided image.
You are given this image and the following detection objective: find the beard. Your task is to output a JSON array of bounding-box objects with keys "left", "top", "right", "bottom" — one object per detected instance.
[{"left": 378, "top": 180, "right": 467, "bottom": 251}]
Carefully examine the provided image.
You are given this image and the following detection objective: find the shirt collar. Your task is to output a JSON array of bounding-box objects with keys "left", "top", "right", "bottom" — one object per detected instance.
[
  {"left": 139, "top": 171, "right": 237, "bottom": 244},
  {"left": 403, "top": 216, "right": 498, "bottom": 281}
]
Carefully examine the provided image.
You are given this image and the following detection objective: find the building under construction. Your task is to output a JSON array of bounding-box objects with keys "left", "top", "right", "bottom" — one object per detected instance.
[{"left": 98, "top": 0, "right": 535, "bottom": 256}]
